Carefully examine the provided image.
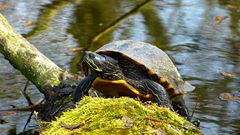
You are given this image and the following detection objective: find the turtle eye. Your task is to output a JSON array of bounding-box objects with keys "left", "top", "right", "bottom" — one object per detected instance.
[{"left": 89, "top": 53, "right": 95, "bottom": 59}]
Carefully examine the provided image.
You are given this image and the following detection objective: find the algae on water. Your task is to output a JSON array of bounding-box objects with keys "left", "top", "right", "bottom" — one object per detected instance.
[{"left": 41, "top": 96, "right": 202, "bottom": 135}]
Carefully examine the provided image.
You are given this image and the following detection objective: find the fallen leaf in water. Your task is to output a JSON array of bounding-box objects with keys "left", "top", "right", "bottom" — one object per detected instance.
[
  {"left": 0, "top": 3, "right": 7, "bottom": 10},
  {"left": 214, "top": 16, "right": 228, "bottom": 26},
  {"left": 68, "top": 47, "right": 83, "bottom": 52},
  {"left": 219, "top": 92, "right": 240, "bottom": 101},
  {"left": 225, "top": 4, "right": 237, "bottom": 9},
  {"left": 220, "top": 71, "right": 235, "bottom": 78},
  {"left": 23, "top": 20, "right": 33, "bottom": 27},
  {"left": 0, "top": 111, "right": 14, "bottom": 116}
]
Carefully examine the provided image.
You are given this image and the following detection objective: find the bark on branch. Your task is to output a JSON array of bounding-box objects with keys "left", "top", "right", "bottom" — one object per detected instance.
[{"left": 0, "top": 13, "right": 64, "bottom": 93}]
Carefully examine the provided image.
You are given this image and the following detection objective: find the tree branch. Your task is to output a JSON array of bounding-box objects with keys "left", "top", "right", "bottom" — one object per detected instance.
[{"left": 0, "top": 13, "right": 64, "bottom": 93}]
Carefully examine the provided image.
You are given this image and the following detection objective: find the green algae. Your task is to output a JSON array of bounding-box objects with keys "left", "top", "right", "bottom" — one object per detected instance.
[{"left": 41, "top": 97, "right": 202, "bottom": 135}]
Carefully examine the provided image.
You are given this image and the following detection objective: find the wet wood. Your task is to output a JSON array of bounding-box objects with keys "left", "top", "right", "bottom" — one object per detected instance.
[{"left": 0, "top": 13, "right": 64, "bottom": 92}]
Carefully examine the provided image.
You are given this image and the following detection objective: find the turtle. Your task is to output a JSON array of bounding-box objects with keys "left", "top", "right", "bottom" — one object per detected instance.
[{"left": 73, "top": 40, "right": 195, "bottom": 120}]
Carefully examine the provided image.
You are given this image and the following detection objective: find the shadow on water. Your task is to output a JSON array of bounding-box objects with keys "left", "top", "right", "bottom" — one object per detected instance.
[{"left": 0, "top": 0, "right": 239, "bottom": 134}]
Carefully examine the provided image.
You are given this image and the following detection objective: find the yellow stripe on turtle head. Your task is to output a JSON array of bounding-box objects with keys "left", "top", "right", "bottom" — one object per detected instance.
[{"left": 86, "top": 59, "right": 102, "bottom": 72}]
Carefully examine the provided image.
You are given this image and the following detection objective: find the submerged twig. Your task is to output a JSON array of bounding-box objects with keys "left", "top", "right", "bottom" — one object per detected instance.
[
  {"left": 0, "top": 103, "right": 42, "bottom": 112},
  {"left": 91, "top": 0, "right": 152, "bottom": 43},
  {"left": 190, "top": 102, "right": 198, "bottom": 121},
  {"left": 189, "top": 96, "right": 200, "bottom": 127},
  {"left": 23, "top": 1, "right": 71, "bottom": 38},
  {"left": 0, "top": 98, "right": 44, "bottom": 112},
  {"left": 23, "top": 111, "right": 34, "bottom": 132},
  {"left": 190, "top": 95, "right": 200, "bottom": 121},
  {"left": 21, "top": 80, "right": 34, "bottom": 105}
]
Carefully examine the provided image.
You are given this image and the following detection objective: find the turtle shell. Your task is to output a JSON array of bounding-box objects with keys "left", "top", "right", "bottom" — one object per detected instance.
[{"left": 95, "top": 40, "right": 195, "bottom": 97}]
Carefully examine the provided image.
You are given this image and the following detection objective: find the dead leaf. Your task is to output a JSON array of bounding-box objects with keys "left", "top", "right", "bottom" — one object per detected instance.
[
  {"left": 219, "top": 93, "right": 240, "bottom": 101},
  {"left": 225, "top": 4, "right": 237, "bottom": 9},
  {"left": 23, "top": 20, "right": 33, "bottom": 27},
  {"left": 0, "top": 111, "right": 14, "bottom": 116},
  {"left": 220, "top": 71, "right": 234, "bottom": 78},
  {"left": 214, "top": 16, "right": 228, "bottom": 26},
  {"left": 0, "top": 3, "right": 7, "bottom": 10},
  {"left": 68, "top": 47, "right": 83, "bottom": 52}
]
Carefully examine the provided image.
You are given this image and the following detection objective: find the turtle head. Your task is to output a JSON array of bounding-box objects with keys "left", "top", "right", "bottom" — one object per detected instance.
[{"left": 82, "top": 51, "right": 118, "bottom": 75}]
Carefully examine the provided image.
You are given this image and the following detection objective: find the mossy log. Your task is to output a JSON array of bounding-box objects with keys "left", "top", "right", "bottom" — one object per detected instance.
[
  {"left": 42, "top": 97, "right": 202, "bottom": 135},
  {"left": 0, "top": 13, "right": 64, "bottom": 92}
]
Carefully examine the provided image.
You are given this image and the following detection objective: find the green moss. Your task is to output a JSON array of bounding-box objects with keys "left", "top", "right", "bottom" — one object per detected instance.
[{"left": 41, "top": 97, "right": 202, "bottom": 135}]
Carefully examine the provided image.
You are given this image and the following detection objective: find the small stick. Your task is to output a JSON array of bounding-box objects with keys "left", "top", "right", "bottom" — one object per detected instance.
[
  {"left": 60, "top": 122, "right": 84, "bottom": 130},
  {"left": 21, "top": 80, "right": 34, "bottom": 105},
  {"left": 60, "top": 118, "right": 91, "bottom": 130},
  {"left": 190, "top": 102, "right": 198, "bottom": 121},
  {"left": 0, "top": 103, "right": 42, "bottom": 112},
  {"left": 23, "top": 111, "right": 34, "bottom": 132},
  {"left": 144, "top": 116, "right": 164, "bottom": 123},
  {"left": 190, "top": 95, "right": 200, "bottom": 120}
]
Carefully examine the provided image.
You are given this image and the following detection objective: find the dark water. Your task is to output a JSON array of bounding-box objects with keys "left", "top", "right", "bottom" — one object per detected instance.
[{"left": 0, "top": 0, "right": 239, "bottom": 134}]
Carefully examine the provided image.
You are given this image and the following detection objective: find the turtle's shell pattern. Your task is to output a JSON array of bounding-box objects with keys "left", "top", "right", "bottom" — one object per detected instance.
[{"left": 96, "top": 40, "right": 195, "bottom": 96}]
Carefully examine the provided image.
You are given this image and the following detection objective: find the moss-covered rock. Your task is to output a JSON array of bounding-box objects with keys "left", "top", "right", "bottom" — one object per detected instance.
[{"left": 41, "top": 97, "right": 202, "bottom": 135}]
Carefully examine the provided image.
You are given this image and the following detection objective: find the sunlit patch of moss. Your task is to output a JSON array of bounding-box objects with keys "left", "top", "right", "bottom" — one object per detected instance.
[{"left": 41, "top": 96, "right": 202, "bottom": 135}]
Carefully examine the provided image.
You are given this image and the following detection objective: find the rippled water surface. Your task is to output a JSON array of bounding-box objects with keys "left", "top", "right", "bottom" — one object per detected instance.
[{"left": 0, "top": 0, "right": 239, "bottom": 134}]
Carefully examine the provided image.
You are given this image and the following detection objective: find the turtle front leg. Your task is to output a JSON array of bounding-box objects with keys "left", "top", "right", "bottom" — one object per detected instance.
[
  {"left": 143, "top": 80, "right": 174, "bottom": 111},
  {"left": 73, "top": 73, "right": 97, "bottom": 103}
]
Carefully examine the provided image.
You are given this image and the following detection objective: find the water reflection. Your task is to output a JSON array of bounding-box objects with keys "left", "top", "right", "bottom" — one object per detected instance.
[
  {"left": 0, "top": 0, "right": 239, "bottom": 134},
  {"left": 140, "top": 3, "right": 169, "bottom": 47}
]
